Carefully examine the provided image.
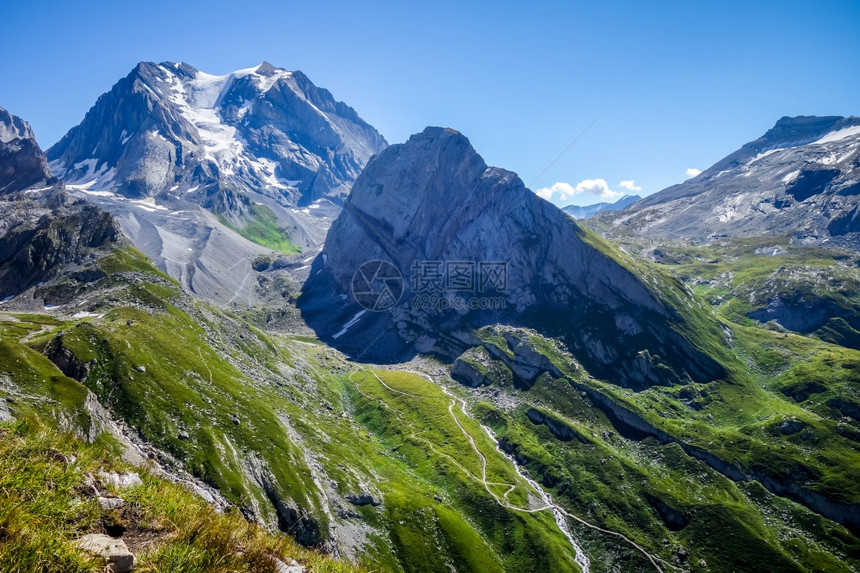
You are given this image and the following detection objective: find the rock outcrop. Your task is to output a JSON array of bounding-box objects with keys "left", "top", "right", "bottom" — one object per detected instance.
[
  {"left": 346, "top": 492, "right": 380, "bottom": 507},
  {"left": 0, "top": 195, "right": 121, "bottom": 301},
  {"left": 0, "top": 108, "right": 122, "bottom": 302},
  {"left": 526, "top": 408, "right": 588, "bottom": 443}
]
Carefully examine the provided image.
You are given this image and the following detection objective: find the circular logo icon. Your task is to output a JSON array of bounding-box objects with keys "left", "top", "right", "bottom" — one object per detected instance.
[{"left": 351, "top": 260, "right": 404, "bottom": 311}]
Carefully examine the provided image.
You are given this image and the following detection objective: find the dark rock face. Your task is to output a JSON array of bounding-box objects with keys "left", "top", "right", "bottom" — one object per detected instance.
[
  {"left": 44, "top": 335, "right": 90, "bottom": 382},
  {"left": 525, "top": 408, "right": 588, "bottom": 443},
  {"left": 0, "top": 195, "right": 120, "bottom": 300},
  {"left": 644, "top": 493, "right": 689, "bottom": 531},
  {"left": 255, "top": 465, "right": 323, "bottom": 547},
  {"left": 0, "top": 107, "right": 121, "bottom": 302},
  {"left": 785, "top": 168, "right": 841, "bottom": 202},
  {"left": 451, "top": 346, "right": 515, "bottom": 388},
  {"left": 301, "top": 127, "right": 725, "bottom": 388},
  {"left": 828, "top": 205, "right": 860, "bottom": 236},
  {"left": 0, "top": 106, "right": 54, "bottom": 194},
  {"left": 598, "top": 116, "right": 860, "bottom": 248},
  {"left": 747, "top": 297, "right": 835, "bottom": 333},
  {"left": 346, "top": 492, "right": 380, "bottom": 507}
]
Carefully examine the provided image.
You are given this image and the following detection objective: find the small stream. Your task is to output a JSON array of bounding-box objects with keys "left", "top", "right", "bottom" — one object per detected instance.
[{"left": 480, "top": 422, "right": 591, "bottom": 573}]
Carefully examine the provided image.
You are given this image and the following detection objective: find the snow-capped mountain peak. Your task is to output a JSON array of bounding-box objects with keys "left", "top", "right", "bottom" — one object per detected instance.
[{"left": 47, "top": 61, "right": 386, "bottom": 204}]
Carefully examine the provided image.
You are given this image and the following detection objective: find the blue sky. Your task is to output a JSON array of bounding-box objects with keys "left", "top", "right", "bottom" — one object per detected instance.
[{"left": 1, "top": 0, "right": 858, "bottom": 206}]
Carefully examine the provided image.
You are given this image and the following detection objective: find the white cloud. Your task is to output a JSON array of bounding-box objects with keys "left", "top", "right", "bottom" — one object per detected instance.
[
  {"left": 535, "top": 181, "right": 576, "bottom": 200},
  {"left": 618, "top": 180, "right": 642, "bottom": 192},
  {"left": 535, "top": 179, "right": 623, "bottom": 203},
  {"left": 685, "top": 168, "right": 702, "bottom": 178},
  {"left": 535, "top": 187, "right": 554, "bottom": 200},
  {"left": 575, "top": 179, "right": 622, "bottom": 199}
]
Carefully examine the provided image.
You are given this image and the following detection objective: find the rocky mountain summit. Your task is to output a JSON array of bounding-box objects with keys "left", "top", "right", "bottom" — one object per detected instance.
[
  {"left": 302, "top": 127, "right": 726, "bottom": 388},
  {"left": 43, "top": 62, "right": 387, "bottom": 303},
  {"left": 0, "top": 106, "right": 55, "bottom": 194},
  {"left": 596, "top": 116, "right": 860, "bottom": 246}
]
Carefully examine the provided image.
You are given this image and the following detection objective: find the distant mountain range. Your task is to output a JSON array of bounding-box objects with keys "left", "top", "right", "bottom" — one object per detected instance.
[
  {"left": 596, "top": 115, "right": 860, "bottom": 246},
  {"left": 561, "top": 194, "right": 640, "bottom": 219}
]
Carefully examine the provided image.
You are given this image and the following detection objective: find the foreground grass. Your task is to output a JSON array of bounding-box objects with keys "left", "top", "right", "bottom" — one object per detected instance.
[{"left": 0, "top": 420, "right": 367, "bottom": 573}]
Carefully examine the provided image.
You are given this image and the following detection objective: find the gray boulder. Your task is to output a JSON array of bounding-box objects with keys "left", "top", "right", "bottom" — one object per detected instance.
[
  {"left": 76, "top": 534, "right": 134, "bottom": 573},
  {"left": 346, "top": 492, "right": 380, "bottom": 507},
  {"left": 98, "top": 471, "right": 143, "bottom": 489}
]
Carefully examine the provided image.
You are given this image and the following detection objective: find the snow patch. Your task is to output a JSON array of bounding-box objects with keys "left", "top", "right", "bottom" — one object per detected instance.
[
  {"left": 79, "top": 189, "right": 115, "bottom": 197},
  {"left": 130, "top": 197, "right": 168, "bottom": 212},
  {"left": 253, "top": 68, "right": 292, "bottom": 93},
  {"left": 64, "top": 159, "right": 117, "bottom": 191},
  {"left": 332, "top": 310, "right": 367, "bottom": 340},
  {"left": 72, "top": 312, "right": 103, "bottom": 319},
  {"left": 814, "top": 125, "right": 860, "bottom": 145},
  {"left": 748, "top": 148, "right": 784, "bottom": 164},
  {"left": 782, "top": 170, "right": 800, "bottom": 185}
]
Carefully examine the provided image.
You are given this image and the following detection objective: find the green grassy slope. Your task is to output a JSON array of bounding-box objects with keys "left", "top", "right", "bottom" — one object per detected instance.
[
  {"left": 348, "top": 370, "right": 582, "bottom": 573},
  {"left": 2, "top": 246, "right": 611, "bottom": 572}
]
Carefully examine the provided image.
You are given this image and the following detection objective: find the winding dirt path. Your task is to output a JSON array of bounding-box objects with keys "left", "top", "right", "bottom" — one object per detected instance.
[{"left": 355, "top": 369, "right": 679, "bottom": 573}]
